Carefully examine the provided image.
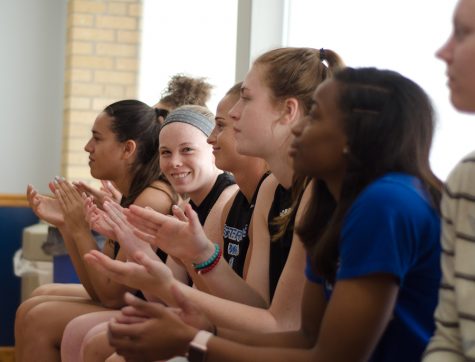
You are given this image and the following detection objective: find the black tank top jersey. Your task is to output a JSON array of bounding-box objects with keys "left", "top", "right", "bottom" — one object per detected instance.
[
  {"left": 223, "top": 172, "right": 270, "bottom": 277},
  {"left": 189, "top": 172, "right": 235, "bottom": 225},
  {"left": 267, "top": 184, "right": 297, "bottom": 301}
]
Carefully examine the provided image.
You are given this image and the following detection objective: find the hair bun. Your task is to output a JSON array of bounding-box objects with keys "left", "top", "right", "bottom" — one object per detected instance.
[{"left": 155, "top": 108, "right": 169, "bottom": 121}]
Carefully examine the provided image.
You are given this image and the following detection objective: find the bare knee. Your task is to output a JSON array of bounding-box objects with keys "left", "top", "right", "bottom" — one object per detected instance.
[
  {"left": 15, "top": 295, "right": 48, "bottom": 334},
  {"left": 61, "top": 317, "right": 84, "bottom": 362},
  {"left": 105, "top": 353, "right": 126, "bottom": 362},
  {"left": 18, "top": 303, "right": 63, "bottom": 362},
  {"left": 23, "top": 303, "right": 59, "bottom": 343},
  {"left": 82, "top": 330, "right": 114, "bottom": 362},
  {"left": 30, "top": 283, "right": 86, "bottom": 297},
  {"left": 30, "top": 283, "right": 58, "bottom": 297}
]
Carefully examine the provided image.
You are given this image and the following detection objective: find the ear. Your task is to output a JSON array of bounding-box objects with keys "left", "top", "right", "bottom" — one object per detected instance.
[
  {"left": 122, "top": 140, "right": 137, "bottom": 160},
  {"left": 279, "top": 97, "right": 301, "bottom": 125}
]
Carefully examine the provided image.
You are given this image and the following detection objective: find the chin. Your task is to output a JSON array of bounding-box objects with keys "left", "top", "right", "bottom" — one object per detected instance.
[
  {"left": 451, "top": 94, "right": 475, "bottom": 114},
  {"left": 292, "top": 162, "right": 308, "bottom": 175}
]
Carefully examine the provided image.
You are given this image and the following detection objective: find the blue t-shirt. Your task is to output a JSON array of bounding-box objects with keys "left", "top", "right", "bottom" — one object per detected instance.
[{"left": 305, "top": 173, "right": 441, "bottom": 362}]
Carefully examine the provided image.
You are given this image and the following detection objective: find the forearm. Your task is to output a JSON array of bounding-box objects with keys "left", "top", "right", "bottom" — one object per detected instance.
[
  {"left": 193, "top": 259, "right": 268, "bottom": 308},
  {"left": 217, "top": 327, "right": 314, "bottom": 349},
  {"left": 153, "top": 281, "right": 282, "bottom": 333},
  {"left": 58, "top": 226, "right": 100, "bottom": 300},
  {"left": 184, "top": 238, "right": 268, "bottom": 307},
  {"left": 205, "top": 336, "right": 314, "bottom": 362},
  {"left": 70, "top": 228, "right": 132, "bottom": 307}
]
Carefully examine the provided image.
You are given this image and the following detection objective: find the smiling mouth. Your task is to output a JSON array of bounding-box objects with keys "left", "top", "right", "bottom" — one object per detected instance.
[{"left": 171, "top": 172, "right": 191, "bottom": 179}]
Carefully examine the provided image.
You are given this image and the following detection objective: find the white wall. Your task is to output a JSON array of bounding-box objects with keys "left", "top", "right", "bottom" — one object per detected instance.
[{"left": 0, "top": 0, "right": 66, "bottom": 194}]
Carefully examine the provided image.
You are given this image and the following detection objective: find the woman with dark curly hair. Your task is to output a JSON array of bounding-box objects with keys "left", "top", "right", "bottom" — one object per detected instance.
[{"left": 154, "top": 74, "right": 213, "bottom": 123}]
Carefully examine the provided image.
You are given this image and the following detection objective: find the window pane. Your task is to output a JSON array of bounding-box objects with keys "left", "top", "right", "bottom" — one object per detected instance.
[
  {"left": 139, "top": 0, "right": 238, "bottom": 112},
  {"left": 286, "top": 0, "right": 474, "bottom": 180}
]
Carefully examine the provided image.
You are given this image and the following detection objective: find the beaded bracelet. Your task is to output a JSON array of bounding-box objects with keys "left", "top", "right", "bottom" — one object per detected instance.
[
  {"left": 193, "top": 243, "right": 220, "bottom": 270},
  {"left": 197, "top": 246, "right": 222, "bottom": 275}
]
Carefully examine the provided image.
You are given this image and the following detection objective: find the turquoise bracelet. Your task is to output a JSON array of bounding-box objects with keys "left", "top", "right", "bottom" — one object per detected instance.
[{"left": 193, "top": 243, "right": 220, "bottom": 270}]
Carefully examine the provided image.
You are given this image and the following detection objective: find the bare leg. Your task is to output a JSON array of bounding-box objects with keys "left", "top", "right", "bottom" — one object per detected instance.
[
  {"left": 15, "top": 294, "right": 91, "bottom": 361},
  {"left": 30, "top": 283, "right": 89, "bottom": 298},
  {"left": 105, "top": 353, "right": 126, "bottom": 362},
  {"left": 86, "top": 327, "right": 178, "bottom": 362},
  {"left": 61, "top": 312, "right": 118, "bottom": 362},
  {"left": 17, "top": 299, "right": 108, "bottom": 362},
  {"left": 81, "top": 327, "right": 115, "bottom": 362}
]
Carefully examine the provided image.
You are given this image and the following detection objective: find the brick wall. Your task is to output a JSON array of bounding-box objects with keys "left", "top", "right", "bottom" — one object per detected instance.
[{"left": 62, "top": 0, "right": 142, "bottom": 181}]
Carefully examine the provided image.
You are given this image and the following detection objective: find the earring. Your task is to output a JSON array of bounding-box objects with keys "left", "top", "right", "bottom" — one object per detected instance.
[{"left": 342, "top": 146, "right": 349, "bottom": 155}]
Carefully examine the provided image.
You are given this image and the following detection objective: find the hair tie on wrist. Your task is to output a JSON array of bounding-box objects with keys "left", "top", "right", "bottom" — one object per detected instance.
[{"left": 193, "top": 243, "right": 221, "bottom": 274}]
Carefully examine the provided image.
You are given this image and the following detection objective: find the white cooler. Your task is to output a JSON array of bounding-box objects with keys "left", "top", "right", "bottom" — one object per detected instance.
[{"left": 19, "top": 223, "right": 53, "bottom": 301}]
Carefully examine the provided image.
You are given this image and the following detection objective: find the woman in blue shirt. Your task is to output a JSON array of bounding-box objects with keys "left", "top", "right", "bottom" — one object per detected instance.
[{"left": 291, "top": 67, "right": 442, "bottom": 362}]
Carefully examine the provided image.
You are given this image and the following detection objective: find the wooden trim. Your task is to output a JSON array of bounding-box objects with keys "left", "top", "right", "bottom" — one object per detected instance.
[
  {"left": 0, "top": 194, "right": 29, "bottom": 207},
  {"left": 0, "top": 346, "right": 14, "bottom": 362}
]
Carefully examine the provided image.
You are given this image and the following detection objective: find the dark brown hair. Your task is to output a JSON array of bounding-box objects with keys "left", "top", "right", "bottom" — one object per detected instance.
[
  {"left": 104, "top": 100, "right": 176, "bottom": 207},
  {"left": 298, "top": 67, "right": 442, "bottom": 282}
]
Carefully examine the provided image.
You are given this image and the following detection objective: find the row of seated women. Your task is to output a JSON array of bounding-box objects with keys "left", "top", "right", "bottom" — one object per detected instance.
[{"left": 16, "top": 39, "right": 456, "bottom": 362}]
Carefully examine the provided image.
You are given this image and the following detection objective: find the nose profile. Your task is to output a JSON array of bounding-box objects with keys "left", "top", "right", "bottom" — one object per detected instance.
[
  {"left": 436, "top": 36, "right": 453, "bottom": 63},
  {"left": 84, "top": 139, "right": 93, "bottom": 153},
  {"left": 207, "top": 128, "right": 218, "bottom": 145}
]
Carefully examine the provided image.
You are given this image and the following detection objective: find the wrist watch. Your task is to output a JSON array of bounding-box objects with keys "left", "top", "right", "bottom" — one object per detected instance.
[{"left": 187, "top": 330, "right": 213, "bottom": 362}]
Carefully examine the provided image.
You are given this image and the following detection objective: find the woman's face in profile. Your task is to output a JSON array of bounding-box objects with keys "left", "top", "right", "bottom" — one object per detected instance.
[
  {"left": 289, "top": 79, "right": 348, "bottom": 180},
  {"left": 228, "top": 65, "right": 284, "bottom": 159},
  {"left": 437, "top": 0, "right": 475, "bottom": 112},
  {"left": 207, "top": 94, "right": 247, "bottom": 172},
  {"left": 84, "top": 112, "right": 128, "bottom": 180}
]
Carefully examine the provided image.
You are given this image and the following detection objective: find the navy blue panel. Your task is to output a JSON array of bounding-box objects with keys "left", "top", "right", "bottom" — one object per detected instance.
[
  {"left": 0, "top": 207, "right": 38, "bottom": 346},
  {"left": 53, "top": 255, "right": 80, "bottom": 283}
]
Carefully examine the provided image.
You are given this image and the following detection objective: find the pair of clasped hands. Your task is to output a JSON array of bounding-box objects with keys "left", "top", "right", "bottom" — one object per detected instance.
[
  {"left": 27, "top": 178, "right": 121, "bottom": 236},
  {"left": 27, "top": 177, "right": 216, "bottom": 359},
  {"left": 27, "top": 175, "right": 215, "bottom": 275}
]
